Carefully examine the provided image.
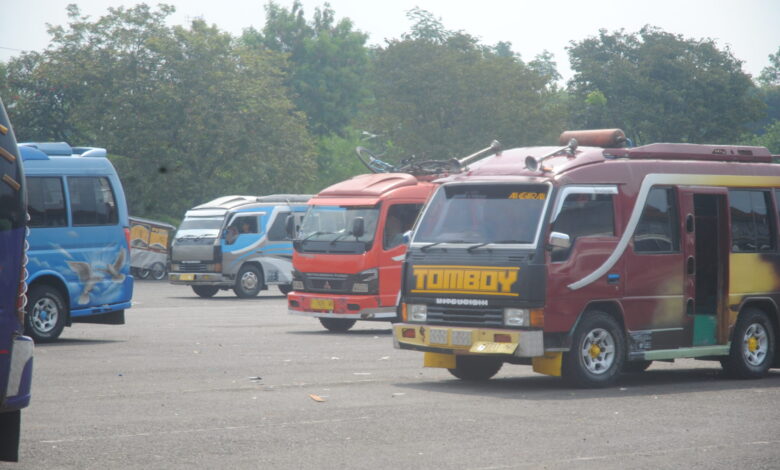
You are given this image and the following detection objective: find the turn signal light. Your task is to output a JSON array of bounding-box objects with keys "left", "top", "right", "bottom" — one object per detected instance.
[
  {"left": 494, "top": 334, "right": 512, "bottom": 343},
  {"left": 402, "top": 328, "right": 416, "bottom": 339},
  {"left": 530, "top": 308, "right": 544, "bottom": 327}
]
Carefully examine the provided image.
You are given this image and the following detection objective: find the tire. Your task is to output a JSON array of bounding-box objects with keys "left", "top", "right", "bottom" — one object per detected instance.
[
  {"left": 150, "top": 262, "right": 166, "bottom": 281},
  {"left": 721, "top": 308, "right": 775, "bottom": 379},
  {"left": 562, "top": 311, "right": 626, "bottom": 388},
  {"left": 319, "top": 317, "right": 356, "bottom": 332},
  {"left": 233, "top": 265, "right": 263, "bottom": 298},
  {"left": 136, "top": 268, "right": 151, "bottom": 280},
  {"left": 447, "top": 356, "right": 503, "bottom": 381},
  {"left": 278, "top": 284, "right": 293, "bottom": 295},
  {"left": 25, "top": 284, "right": 67, "bottom": 342},
  {"left": 192, "top": 285, "right": 219, "bottom": 298},
  {"left": 623, "top": 360, "right": 652, "bottom": 373}
]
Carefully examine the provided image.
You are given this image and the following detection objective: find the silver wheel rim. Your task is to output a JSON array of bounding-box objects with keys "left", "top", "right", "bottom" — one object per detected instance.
[
  {"left": 240, "top": 271, "right": 258, "bottom": 291},
  {"left": 742, "top": 323, "right": 769, "bottom": 367},
  {"left": 32, "top": 297, "right": 59, "bottom": 333},
  {"left": 580, "top": 327, "right": 616, "bottom": 375}
]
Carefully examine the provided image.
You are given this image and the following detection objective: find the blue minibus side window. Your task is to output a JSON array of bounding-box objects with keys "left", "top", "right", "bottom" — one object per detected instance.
[
  {"left": 67, "top": 176, "right": 118, "bottom": 226},
  {"left": 28, "top": 177, "right": 67, "bottom": 228}
]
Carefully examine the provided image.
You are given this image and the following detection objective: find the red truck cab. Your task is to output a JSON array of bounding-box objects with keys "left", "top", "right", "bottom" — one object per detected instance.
[{"left": 288, "top": 173, "right": 436, "bottom": 331}]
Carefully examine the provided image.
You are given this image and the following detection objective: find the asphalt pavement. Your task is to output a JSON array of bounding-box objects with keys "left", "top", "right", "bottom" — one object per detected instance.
[{"left": 6, "top": 281, "right": 780, "bottom": 469}]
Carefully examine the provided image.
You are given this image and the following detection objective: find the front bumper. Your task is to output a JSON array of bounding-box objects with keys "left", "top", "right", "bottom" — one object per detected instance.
[
  {"left": 392, "top": 323, "right": 544, "bottom": 358},
  {"left": 288, "top": 291, "right": 397, "bottom": 320},
  {"left": 169, "top": 272, "right": 230, "bottom": 286}
]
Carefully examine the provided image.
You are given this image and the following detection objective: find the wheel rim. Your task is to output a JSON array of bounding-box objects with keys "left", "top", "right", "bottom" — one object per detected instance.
[
  {"left": 32, "top": 297, "right": 59, "bottom": 333},
  {"left": 240, "top": 271, "right": 258, "bottom": 291},
  {"left": 579, "top": 327, "right": 616, "bottom": 375},
  {"left": 742, "top": 323, "right": 769, "bottom": 366}
]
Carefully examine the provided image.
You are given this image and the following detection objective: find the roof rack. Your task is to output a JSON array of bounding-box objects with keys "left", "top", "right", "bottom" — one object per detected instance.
[{"left": 610, "top": 143, "right": 772, "bottom": 163}]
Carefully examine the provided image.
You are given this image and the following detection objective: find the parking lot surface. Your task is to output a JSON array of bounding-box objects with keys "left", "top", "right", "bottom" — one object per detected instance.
[{"left": 8, "top": 281, "right": 780, "bottom": 469}]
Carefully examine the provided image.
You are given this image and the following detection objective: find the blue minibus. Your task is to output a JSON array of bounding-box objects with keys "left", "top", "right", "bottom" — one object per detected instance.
[
  {"left": 0, "top": 98, "right": 33, "bottom": 462},
  {"left": 20, "top": 142, "right": 133, "bottom": 342}
]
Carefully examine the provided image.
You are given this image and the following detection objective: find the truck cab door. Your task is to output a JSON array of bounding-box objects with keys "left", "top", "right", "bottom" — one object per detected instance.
[{"left": 378, "top": 203, "right": 423, "bottom": 306}]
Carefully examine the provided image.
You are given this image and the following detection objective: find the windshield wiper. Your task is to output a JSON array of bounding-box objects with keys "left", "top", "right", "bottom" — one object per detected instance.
[
  {"left": 466, "top": 242, "right": 491, "bottom": 252},
  {"left": 420, "top": 240, "right": 467, "bottom": 252},
  {"left": 298, "top": 231, "right": 335, "bottom": 243},
  {"left": 329, "top": 231, "right": 355, "bottom": 245}
]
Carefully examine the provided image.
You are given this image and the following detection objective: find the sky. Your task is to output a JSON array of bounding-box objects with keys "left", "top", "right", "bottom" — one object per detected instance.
[{"left": 2, "top": 0, "right": 779, "bottom": 82}]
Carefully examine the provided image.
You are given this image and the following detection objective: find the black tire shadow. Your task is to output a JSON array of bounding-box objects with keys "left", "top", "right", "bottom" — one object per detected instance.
[{"left": 36, "top": 338, "right": 125, "bottom": 347}]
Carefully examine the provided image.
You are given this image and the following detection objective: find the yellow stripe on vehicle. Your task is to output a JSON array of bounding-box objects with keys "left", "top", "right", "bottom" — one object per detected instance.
[
  {"left": 0, "top": 147, "right": 15, "bottom": 163},
  {"left": 2, "top": 174, "right": 20, "bottom": 191}
]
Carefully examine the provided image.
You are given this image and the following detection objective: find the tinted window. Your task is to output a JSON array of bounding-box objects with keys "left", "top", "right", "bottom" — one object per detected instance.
[
  {"left": 551, "top": 192, "right": 615, "bottom": 261},
  {"left": 730, "top": 190, "right": 775, "bottom": 252},
  {"left": 267, "top": 211, "right": 290, "bottom": 241},
  {"left": 68, "top": 176, "right": 118, "bottom": 226},
  {"left": 384, "top": 204, "right": 422, "bottom": 250},
  {"left": 634, "top": 187, "right": 679, "bottom": 253},
  {"left": 28, "top": 176, "right": 67, "bottom": 227}
]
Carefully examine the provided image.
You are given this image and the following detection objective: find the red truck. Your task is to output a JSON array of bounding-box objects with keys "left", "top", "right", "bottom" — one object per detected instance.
[{"left": 288, "top": 145, "right": 498, "bottom": 331}]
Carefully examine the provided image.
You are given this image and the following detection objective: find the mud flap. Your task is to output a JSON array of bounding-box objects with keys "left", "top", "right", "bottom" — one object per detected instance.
[
  {"left": 0, "top": 410, "right": 20, "bottom": 462},
  {"left": 424, "top": 352, "right": 456, "bottom": 369},
  {"left": 532, "top": 352, "right": 562, "bottom": 376}
]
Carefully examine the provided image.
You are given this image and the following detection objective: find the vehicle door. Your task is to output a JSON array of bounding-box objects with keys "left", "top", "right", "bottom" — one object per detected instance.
[{"left": 378, "top": 203, "right": 424, "bottom": 306}]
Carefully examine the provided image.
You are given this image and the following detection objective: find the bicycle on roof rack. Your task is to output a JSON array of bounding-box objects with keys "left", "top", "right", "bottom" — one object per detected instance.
[{"left": 354, "top": 140, "right": 502, "bottom": 177}]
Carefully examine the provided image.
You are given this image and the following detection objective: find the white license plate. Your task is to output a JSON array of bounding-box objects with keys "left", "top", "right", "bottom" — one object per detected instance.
[{"left": 451, "top": 330, "right": 473, "bottom": 346}]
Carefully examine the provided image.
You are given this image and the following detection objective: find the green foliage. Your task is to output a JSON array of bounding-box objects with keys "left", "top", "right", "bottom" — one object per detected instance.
[
  {"left": 3, "top": 4, "right": 315, "bottom": 221},
  {"left": 567, "top": 27, "right": 765, "bottom": 144},
  {"left": 365, "top": 10, "right": 566, "bottom": 162},
  {"left": 243, "top": 1, "right": 370, "bottom": 136},
  {"left": 743, "top": 120, "right": 780, "bottom": 154}
]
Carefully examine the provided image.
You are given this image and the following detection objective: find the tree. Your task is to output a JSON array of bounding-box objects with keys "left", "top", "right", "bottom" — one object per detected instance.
[
  {"left": 3, "top": 3, "right": 315, "bottom": 220},
  {"left": 365, "top": 9, "right": 566, "bottom": 162},
  {"left": 567, "top": 27, "right": 765, "bottom": 144},
  {"left": 242, "top": 1, "right": 370, "bottom": 136}
]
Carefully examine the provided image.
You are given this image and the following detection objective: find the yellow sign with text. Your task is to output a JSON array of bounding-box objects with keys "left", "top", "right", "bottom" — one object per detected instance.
[{"left": 411, "top": 265, "right": 519, "bottom": 296}]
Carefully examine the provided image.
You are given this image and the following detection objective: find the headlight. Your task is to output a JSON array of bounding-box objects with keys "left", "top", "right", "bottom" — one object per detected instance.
[
  {"left": 352, "top": 283, "right": 369, "bottom": 293},
  {"left": 171, "top": 263, "right": 181, "bottom": 271},
  {"left": 407, "top": 304, "right": 427, "bottom": 322},
  {"left": 292, "top": 280, "right": 304, "bottom": 290},
  {"left": 503, "top": 308, "right": 530, "bottom": 327},
  {"left": 357, "top": 268, "right": 378, "bottom": 281}
]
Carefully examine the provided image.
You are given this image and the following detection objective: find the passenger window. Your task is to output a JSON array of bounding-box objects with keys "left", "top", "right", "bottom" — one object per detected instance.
[
  {"left": 28, "top": 177, "right": 67, "bottom": 228},
  {"left": 634, "top": 187, "right": 679, "bottom": 253},
  {"left": 551, "top": 192, "right": 615, "bottom": 261},
  {"left": 268, "top": 211, "right": 290, "bottom": 241},
  {"left": 730, "top": 190, "right": 775, "bottom": 253},
  {"left": 384, "top": 204, "right": 423, "bottom": 250},
  {"left": 67, "top": 176, "right": 118, "bottom": 226}
]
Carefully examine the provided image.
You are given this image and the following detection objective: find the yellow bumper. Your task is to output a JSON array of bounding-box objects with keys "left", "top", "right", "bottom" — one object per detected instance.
[{"left": 392, "top": 323, "right": 544, "bottom": 357}]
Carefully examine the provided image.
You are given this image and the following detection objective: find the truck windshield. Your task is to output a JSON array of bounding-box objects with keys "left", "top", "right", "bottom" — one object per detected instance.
[
  {"left": 413, "top": 184, "right": 549, "bottom": 245},
  {"left": 298, "top": 205, "right": 379, "bottom": 249},
  {"left": 177, "top": 217, "right": 223, "bottom": 235}
]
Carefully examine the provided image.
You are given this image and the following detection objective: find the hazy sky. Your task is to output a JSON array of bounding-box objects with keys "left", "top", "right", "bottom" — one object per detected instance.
[{"left": 2, "top": 0, "right": 779, "bottom": 81}]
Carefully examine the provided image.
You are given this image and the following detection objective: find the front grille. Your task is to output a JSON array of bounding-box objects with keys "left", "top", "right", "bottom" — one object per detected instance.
[
  {"left": 304, "top": 273, "right": 352, "bottom": 294},
  {"left": 426, "top": 305, "right": 504, "bottom": 328},
  {"left": 179, "top": 263, "right": 210, "bottom": 272}
]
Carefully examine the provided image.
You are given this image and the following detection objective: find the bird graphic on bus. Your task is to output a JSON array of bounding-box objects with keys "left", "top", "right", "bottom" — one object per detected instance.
[{"left": 66, "top": 250, "right": 126, "bottom": 304}]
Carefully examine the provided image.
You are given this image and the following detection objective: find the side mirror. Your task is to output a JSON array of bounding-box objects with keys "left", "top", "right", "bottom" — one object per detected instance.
[
  {"left": 548, "top": 231, "right": 571, "bottom": 250},
  {"left": 285, "top": 215, "right": 295, "bottom": 239},
  {"left": 224, "top": 226, "right": 238, "bottom": 245},
  {"left": 351, "top": 217, "right": 365, "bottom": 239},
  {"left": 401, "top": 230, "right": 412, "bottom": 245}
]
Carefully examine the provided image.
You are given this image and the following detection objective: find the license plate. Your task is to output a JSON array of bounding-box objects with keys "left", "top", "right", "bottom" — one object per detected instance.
[
  {"left": 470, "top": 341, "right": 517, "bottom": 355},
  {"left": 179, "top": 274, "right": 195, "bottom": 281},
  {"left": 311, "top": 299, "right": 334, "bottom": 310}
]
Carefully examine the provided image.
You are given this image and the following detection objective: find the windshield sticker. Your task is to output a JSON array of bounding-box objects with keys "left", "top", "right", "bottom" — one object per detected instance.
[
  {"left": 508, "top": 192, "right": 546, "bottom": 200},
  {"left": 412, "top": 265, "right": 519, "bottom": 296}
]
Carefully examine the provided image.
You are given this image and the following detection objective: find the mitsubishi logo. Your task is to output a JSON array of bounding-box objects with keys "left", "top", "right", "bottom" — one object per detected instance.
[{"left": 324, "top": 281, "right": 331, "bottom": 290}]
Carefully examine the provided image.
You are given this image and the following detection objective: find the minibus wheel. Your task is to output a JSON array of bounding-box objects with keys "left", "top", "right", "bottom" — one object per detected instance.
[
  {"left": 721, "top": 307, "right": 775, "bottom": 379},
  {"left": 25, "top": 285, "right": 67, "bottom": 342},
  {"left": 319, "top": 318, "right": 356, "bottom": 332},
  {"left": 192, "top": 285, "right": 219, "bottom": 298},
  {"left": 234, "top": 265, "right": 263, "bottom": 298},
  {"left": 150, "top": 262, "right": 166, "bottom": 280},
  {"left": 447, "top": 356, "right": 503, "bottom": 381},
  {"left": 562, "top": 311, "right": 626, "bottom": 388}
]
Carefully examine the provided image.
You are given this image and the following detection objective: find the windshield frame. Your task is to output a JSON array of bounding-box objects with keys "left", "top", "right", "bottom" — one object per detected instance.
[{"left": 410, "top": 181, "right": 554, "bottom": 250}]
